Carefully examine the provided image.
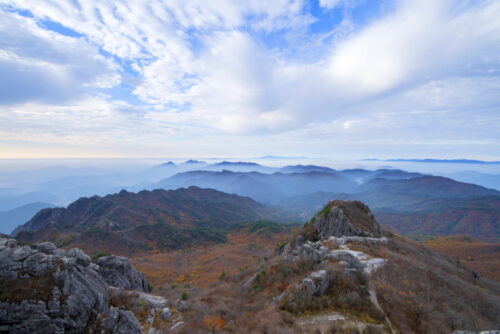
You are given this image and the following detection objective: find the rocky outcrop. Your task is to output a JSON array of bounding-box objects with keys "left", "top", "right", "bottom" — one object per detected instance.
[
  {"left": 0, "top": 236, "right": 144, "bottom": 334},
  {"left": 278, "top": 199, "right": 386, "bottom": 268},
  {"left": 309, "top": 200, "right": 382, "bottom": 239},
  {"left": 96, "top": 255, "right": 149, "bottom": 292},
  {"left": 274, "top": 200, "right": 392, "bottom": 330},
  {"left": 300, "top": 270, "right": 331, "bottom": 297},
  {"left": 280, "top": 237, "right": 329, "bottom": 263}
]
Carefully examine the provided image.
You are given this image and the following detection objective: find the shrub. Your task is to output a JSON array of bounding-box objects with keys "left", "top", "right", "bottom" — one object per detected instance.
[
  {"left": 181, "top": 291, "right": 189, "bottom": 300},
  {"left": 91, "top": 252, "right": 110, "bottom": 261},
  {"left": 108, "top": 289, "right": 150, "bottom": 324}
]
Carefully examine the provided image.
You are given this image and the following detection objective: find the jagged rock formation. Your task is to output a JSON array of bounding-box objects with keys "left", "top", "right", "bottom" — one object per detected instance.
[
  {"left": 272, "top": 200, "right": 393, "bottom": 332},
  {"left": 308, "top": 200, "right": 382, "bottom": 239},
  {"left": 278, "top": 200, "right": 385, "bottom": 265},
  {"left": 96, "top": 255, "right": 149, "bottom": 292},
  {"left": 271, "top": 200, "right": 500, "bottom": 333},
  {"left": 279, "top": 237, "right": 329, "bottom": 263},
  {"left": 0, "top": 236, "right": 149, "bottom": 333}
]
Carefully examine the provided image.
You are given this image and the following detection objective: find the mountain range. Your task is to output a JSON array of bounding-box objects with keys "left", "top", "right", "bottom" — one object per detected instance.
[
  {"left": 13, "top": 186, "right": 293, "bottom": 255},
  {"left": 3, "top": 161, "right": 500, "bottom": 243},
  {"left": 153, "top": 170, "right": 500, "bottom": 242}
]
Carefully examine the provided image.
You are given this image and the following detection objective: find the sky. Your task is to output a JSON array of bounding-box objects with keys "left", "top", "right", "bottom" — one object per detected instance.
[{"left": 0, "top": 0, "right": 499, "bottom": 160}]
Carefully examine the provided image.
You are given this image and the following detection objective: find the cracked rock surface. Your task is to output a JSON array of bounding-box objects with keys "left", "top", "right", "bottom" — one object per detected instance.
[
  {"left": 310, "top": 200, "right": 382, "bottom": 239},
  {"left": 0, "top": 236, "right": 143, "bottom": 334},
  {"left": 96, "top": 255, "right": 149, "bottom": 292}
]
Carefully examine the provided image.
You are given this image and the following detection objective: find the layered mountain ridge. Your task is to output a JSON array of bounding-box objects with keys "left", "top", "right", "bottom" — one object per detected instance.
[
  {"left": 3, "top": 194, "right": 500, "bottom": 333},
  {"left": 13, "top": 186, "right": 294, "bottom": 255},
  {"left": 153, "top": 169, "right": 500, "bottom": 242}
]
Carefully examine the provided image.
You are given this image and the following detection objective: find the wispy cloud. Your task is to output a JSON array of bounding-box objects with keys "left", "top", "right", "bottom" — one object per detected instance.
[{"left": 0, "top": 0, "right": 499, "bottom": 158}]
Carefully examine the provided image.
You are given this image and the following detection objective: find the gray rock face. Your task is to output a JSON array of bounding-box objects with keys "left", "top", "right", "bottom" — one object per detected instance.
[
  {"left": 100, "top": 307, "right": 143, "bottom": 334},
  {"left": 301, "top": 270, "right": 331, "bottom": 297},
  {"left": 33, "top": 241, "right": 58, "bottom": 254},
  {"left": 96, "top": 255, "right": 149, "bottom": 292},
  {"left": 311, "top": 200, "right": 382, "bottom": 239},
  {"left": 282, "top": 240, "right": 329, "bottom": 263},
  {"left": 278, "top": 269, "right": 335, "bottom": 312},
  {"left": 0, "top": 236, "right": 143, "bottom": 334}
]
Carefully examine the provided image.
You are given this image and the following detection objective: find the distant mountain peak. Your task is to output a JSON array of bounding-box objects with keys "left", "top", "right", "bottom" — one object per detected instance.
[
  {"left": 280, "top": 164, "right": 336, "bottom": 173},
  {"left": 215, "top": 161, "right": 261, "bottom": 166},
  {"left": 183, "top": 159, "right": 205, "bottom": 164},
  {"left": 157, "top": 161, "right": 176, "bottom": 167}
]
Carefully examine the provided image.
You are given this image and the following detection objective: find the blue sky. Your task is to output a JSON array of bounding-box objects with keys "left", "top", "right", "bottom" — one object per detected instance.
[{"left": 0, "top": 0, "right": 499, "bottom": 159}]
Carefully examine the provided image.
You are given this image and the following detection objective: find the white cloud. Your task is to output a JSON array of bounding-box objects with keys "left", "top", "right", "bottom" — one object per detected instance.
[
  {"left": 0, "top": 10, "right": 119, "bottom": 105},
  {"left": 318, "top": 0, "right": 343, "bottom": 10},
  {"left": 131, "top": 0, "right": 500, "bottom": 134},
  {"left": 3, "top": 0, "right": 311, "bottom": 58},
  {"left": 0, "top": 0, "right": 499, "bottom": 158},
  {"left": 326, "top": 0, "right": 500, "bottom": 95}
]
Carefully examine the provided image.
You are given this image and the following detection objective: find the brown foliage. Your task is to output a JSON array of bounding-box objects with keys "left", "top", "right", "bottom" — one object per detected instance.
[
  {"left": 424, "top": 235, "right": 500, "bottom": 281},
  {"left": 365, "top": 237, "right": 500, "bottom": 333},
  {"left": 0, "top": 268, "right": 64, "bottom": 304},
  {"left": 203, "top": 316, "right": 225, "bottom": 332}
]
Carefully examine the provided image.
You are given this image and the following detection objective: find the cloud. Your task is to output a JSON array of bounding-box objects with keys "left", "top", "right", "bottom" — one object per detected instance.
[
  {"left": 129, "top": 0, "right": 500, "bottom": 134},
  {"left": 0, "top": 10, "right": 119, "bottom": 105},
  {"left": 318, "top": 0, "right": 344, "bottom": 10},
  {"left": 0, "top": 0, "right": 499, "bottom": 158},
  {"left": 326, "top": 0, "right": 500, "bottom": 95},
  {"left": 3, "top": 0, "right": 311, "bottom": 58}
]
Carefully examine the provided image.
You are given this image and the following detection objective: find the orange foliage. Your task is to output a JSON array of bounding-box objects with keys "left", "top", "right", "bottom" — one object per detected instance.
[
  {"left": 203, "top": 315, "right": 225, "bottom": 331},
  {"left": 130, "top": 232, "right": 289, "bottom": 288}
]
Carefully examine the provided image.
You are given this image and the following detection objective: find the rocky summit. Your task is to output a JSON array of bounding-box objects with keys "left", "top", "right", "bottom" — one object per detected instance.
[
  {"left": 309, "top": 200, "right": 382, "bottom": 239},
  {"left": 0, "top": 236, "right": 161, "bottom": 334},
  {"left": 270, "top": 200, "right": 500, "bottom": 333}
]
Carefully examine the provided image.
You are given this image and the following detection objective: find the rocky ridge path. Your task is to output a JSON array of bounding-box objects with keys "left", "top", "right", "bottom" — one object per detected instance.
[{"left": 275, "top": 200, "right": 396, "bottom": 333}]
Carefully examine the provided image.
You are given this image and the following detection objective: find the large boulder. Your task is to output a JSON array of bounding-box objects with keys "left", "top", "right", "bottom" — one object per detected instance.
[
  {"left": 98, "top": 307, "right": 142, "bottom": 334},
  {"left": 308, "top": 200, "right": 382, "bottom": 240},
  {"left": 96, "top": 255, "right": 149, "bottom": 292},
  {"left": 0, "top": 236, "right": 143, "bottom": 334}
]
